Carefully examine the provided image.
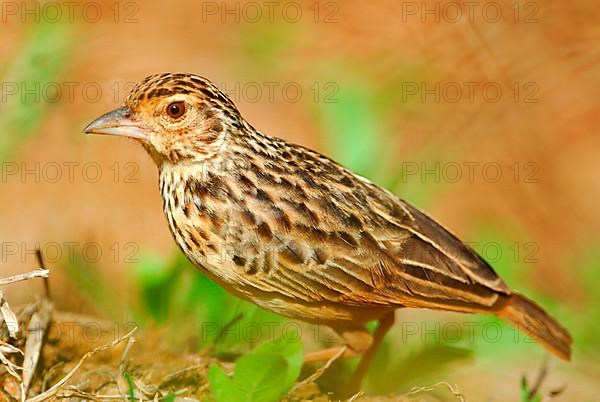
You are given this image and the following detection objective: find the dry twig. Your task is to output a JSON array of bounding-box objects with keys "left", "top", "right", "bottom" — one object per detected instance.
[
  {"left": 399, "top": 381, "right": 465, "bottom": 402},
  {"left": 22, "top": 299, "right": 52, "bottom": 396},
  {"left": 0, "top": 270, "right": 49, "bottom": 287},
  {"left": 26, "top": 325, "right": 138, "bottom": 402},
  {"left": 0, "top": 291, "right": 20, "bottom": 338}
]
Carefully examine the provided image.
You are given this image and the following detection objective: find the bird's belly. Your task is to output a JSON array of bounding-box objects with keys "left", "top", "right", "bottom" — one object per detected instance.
[
  {"left": 164, "top": 209, "right": 391, "bottom": 325},
  {"left": 249, "top": 295, "right": 395, "bottom": 326}
]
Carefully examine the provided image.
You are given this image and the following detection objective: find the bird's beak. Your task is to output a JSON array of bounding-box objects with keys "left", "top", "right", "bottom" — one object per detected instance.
[{"left": 83, "top": 106, "right": 149, "bottom": 141}]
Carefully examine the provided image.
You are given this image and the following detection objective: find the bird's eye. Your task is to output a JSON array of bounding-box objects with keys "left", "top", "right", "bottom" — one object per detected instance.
[{"left": 166, "top": 101, "right": 186, "bottom": 119}]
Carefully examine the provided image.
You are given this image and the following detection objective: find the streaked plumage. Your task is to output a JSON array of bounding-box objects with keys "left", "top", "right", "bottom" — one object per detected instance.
[{"left": 85, "top": 73, "right": 572, "bottom": 387}]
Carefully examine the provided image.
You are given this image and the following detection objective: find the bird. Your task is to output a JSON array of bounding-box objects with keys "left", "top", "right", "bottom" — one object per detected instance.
[{"left": 84, "top": 72, "right": 572, "bottom": 390}]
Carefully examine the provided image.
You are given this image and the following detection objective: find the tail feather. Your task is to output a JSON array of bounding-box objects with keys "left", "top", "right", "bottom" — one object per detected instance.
[{"left": 498, "top": 293, "right": 572, "bottom": 361}]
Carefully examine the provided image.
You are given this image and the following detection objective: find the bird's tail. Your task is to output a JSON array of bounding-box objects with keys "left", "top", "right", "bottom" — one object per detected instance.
[{"left": 498, "top": 293, "right": 572, "bottom": 361}]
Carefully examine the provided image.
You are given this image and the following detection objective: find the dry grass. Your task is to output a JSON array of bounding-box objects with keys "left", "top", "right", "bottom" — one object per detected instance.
[{"left": 0, "top": 269, "right": 471, "bottom": 402}]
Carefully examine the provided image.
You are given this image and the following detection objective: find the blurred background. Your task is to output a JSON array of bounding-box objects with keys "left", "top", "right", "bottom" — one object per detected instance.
[{"left": 1, "top": 0, "right": 598, "bottom": 399}]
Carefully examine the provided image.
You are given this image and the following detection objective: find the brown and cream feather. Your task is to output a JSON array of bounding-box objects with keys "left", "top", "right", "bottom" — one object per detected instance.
[{"left": 86, "top": 72, "right": 572, "bottom": 362}]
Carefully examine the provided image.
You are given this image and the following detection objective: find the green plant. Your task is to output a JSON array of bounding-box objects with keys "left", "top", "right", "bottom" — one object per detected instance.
[{"left": 208, "top": 334, "right": 303, "bottom": 402}]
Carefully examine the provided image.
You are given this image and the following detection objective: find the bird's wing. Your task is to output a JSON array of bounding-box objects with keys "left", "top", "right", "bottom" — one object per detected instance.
[
  {"left": 236, "top": 190, "right": 504, "bottom": 311},
  {"left": 219, "top": 143, "right": 511, "bottom": 312},
  {"left": 362, "top": 188, "right": 512, "bottom": 309},
  {"left": 321, "top": 171, "right": 511, "bottom": 309}
]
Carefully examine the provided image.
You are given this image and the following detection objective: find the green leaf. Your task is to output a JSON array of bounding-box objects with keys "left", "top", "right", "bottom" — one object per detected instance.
[
  {"left": 520, "top": 377, "right": 528, "bottom": 402},
  {"left": 232, "top": 353, "right": 290, "bottom": 402},
  {"left": 520, "top": 376, "right": 542, "bottom": 402},
  {"left": 249, "top": 333, "right": 304, "bottom": 386},
  {"left": 208, "top": 335, "right": 303, "bottom": 402},
  {"left": 208, "top": 364, "right": 235, "bottom": 401},
  {"left": 162, "top": 392, "right": 176, "bottom": 402},
  {"left": 123, "top": 372, "right": 135, "bottom": 401}
]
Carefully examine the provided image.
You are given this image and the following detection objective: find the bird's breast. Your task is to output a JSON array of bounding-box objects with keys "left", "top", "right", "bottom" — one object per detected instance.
[{"left": 158, "top": 165, "right": 261, "bottom": 291}]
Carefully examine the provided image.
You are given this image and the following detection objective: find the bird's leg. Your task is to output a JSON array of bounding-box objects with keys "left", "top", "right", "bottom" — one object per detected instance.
[
  {"left": 303, "top": 345, "right": 353, "bottom": 364},
  {"left": 302, "top": 313, "right": 395, "bottom": 395},
  {"left": 347, "top": 311, "right": 396, "bottom": 394},
  {"left": 303, "top": 325, "right": 373, "bottom": 364}
]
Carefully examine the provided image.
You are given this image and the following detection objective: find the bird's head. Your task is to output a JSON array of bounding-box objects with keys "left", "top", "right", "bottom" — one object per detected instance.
[{"left": 84, "top": 73, "right": 243, "bottom": 165}]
